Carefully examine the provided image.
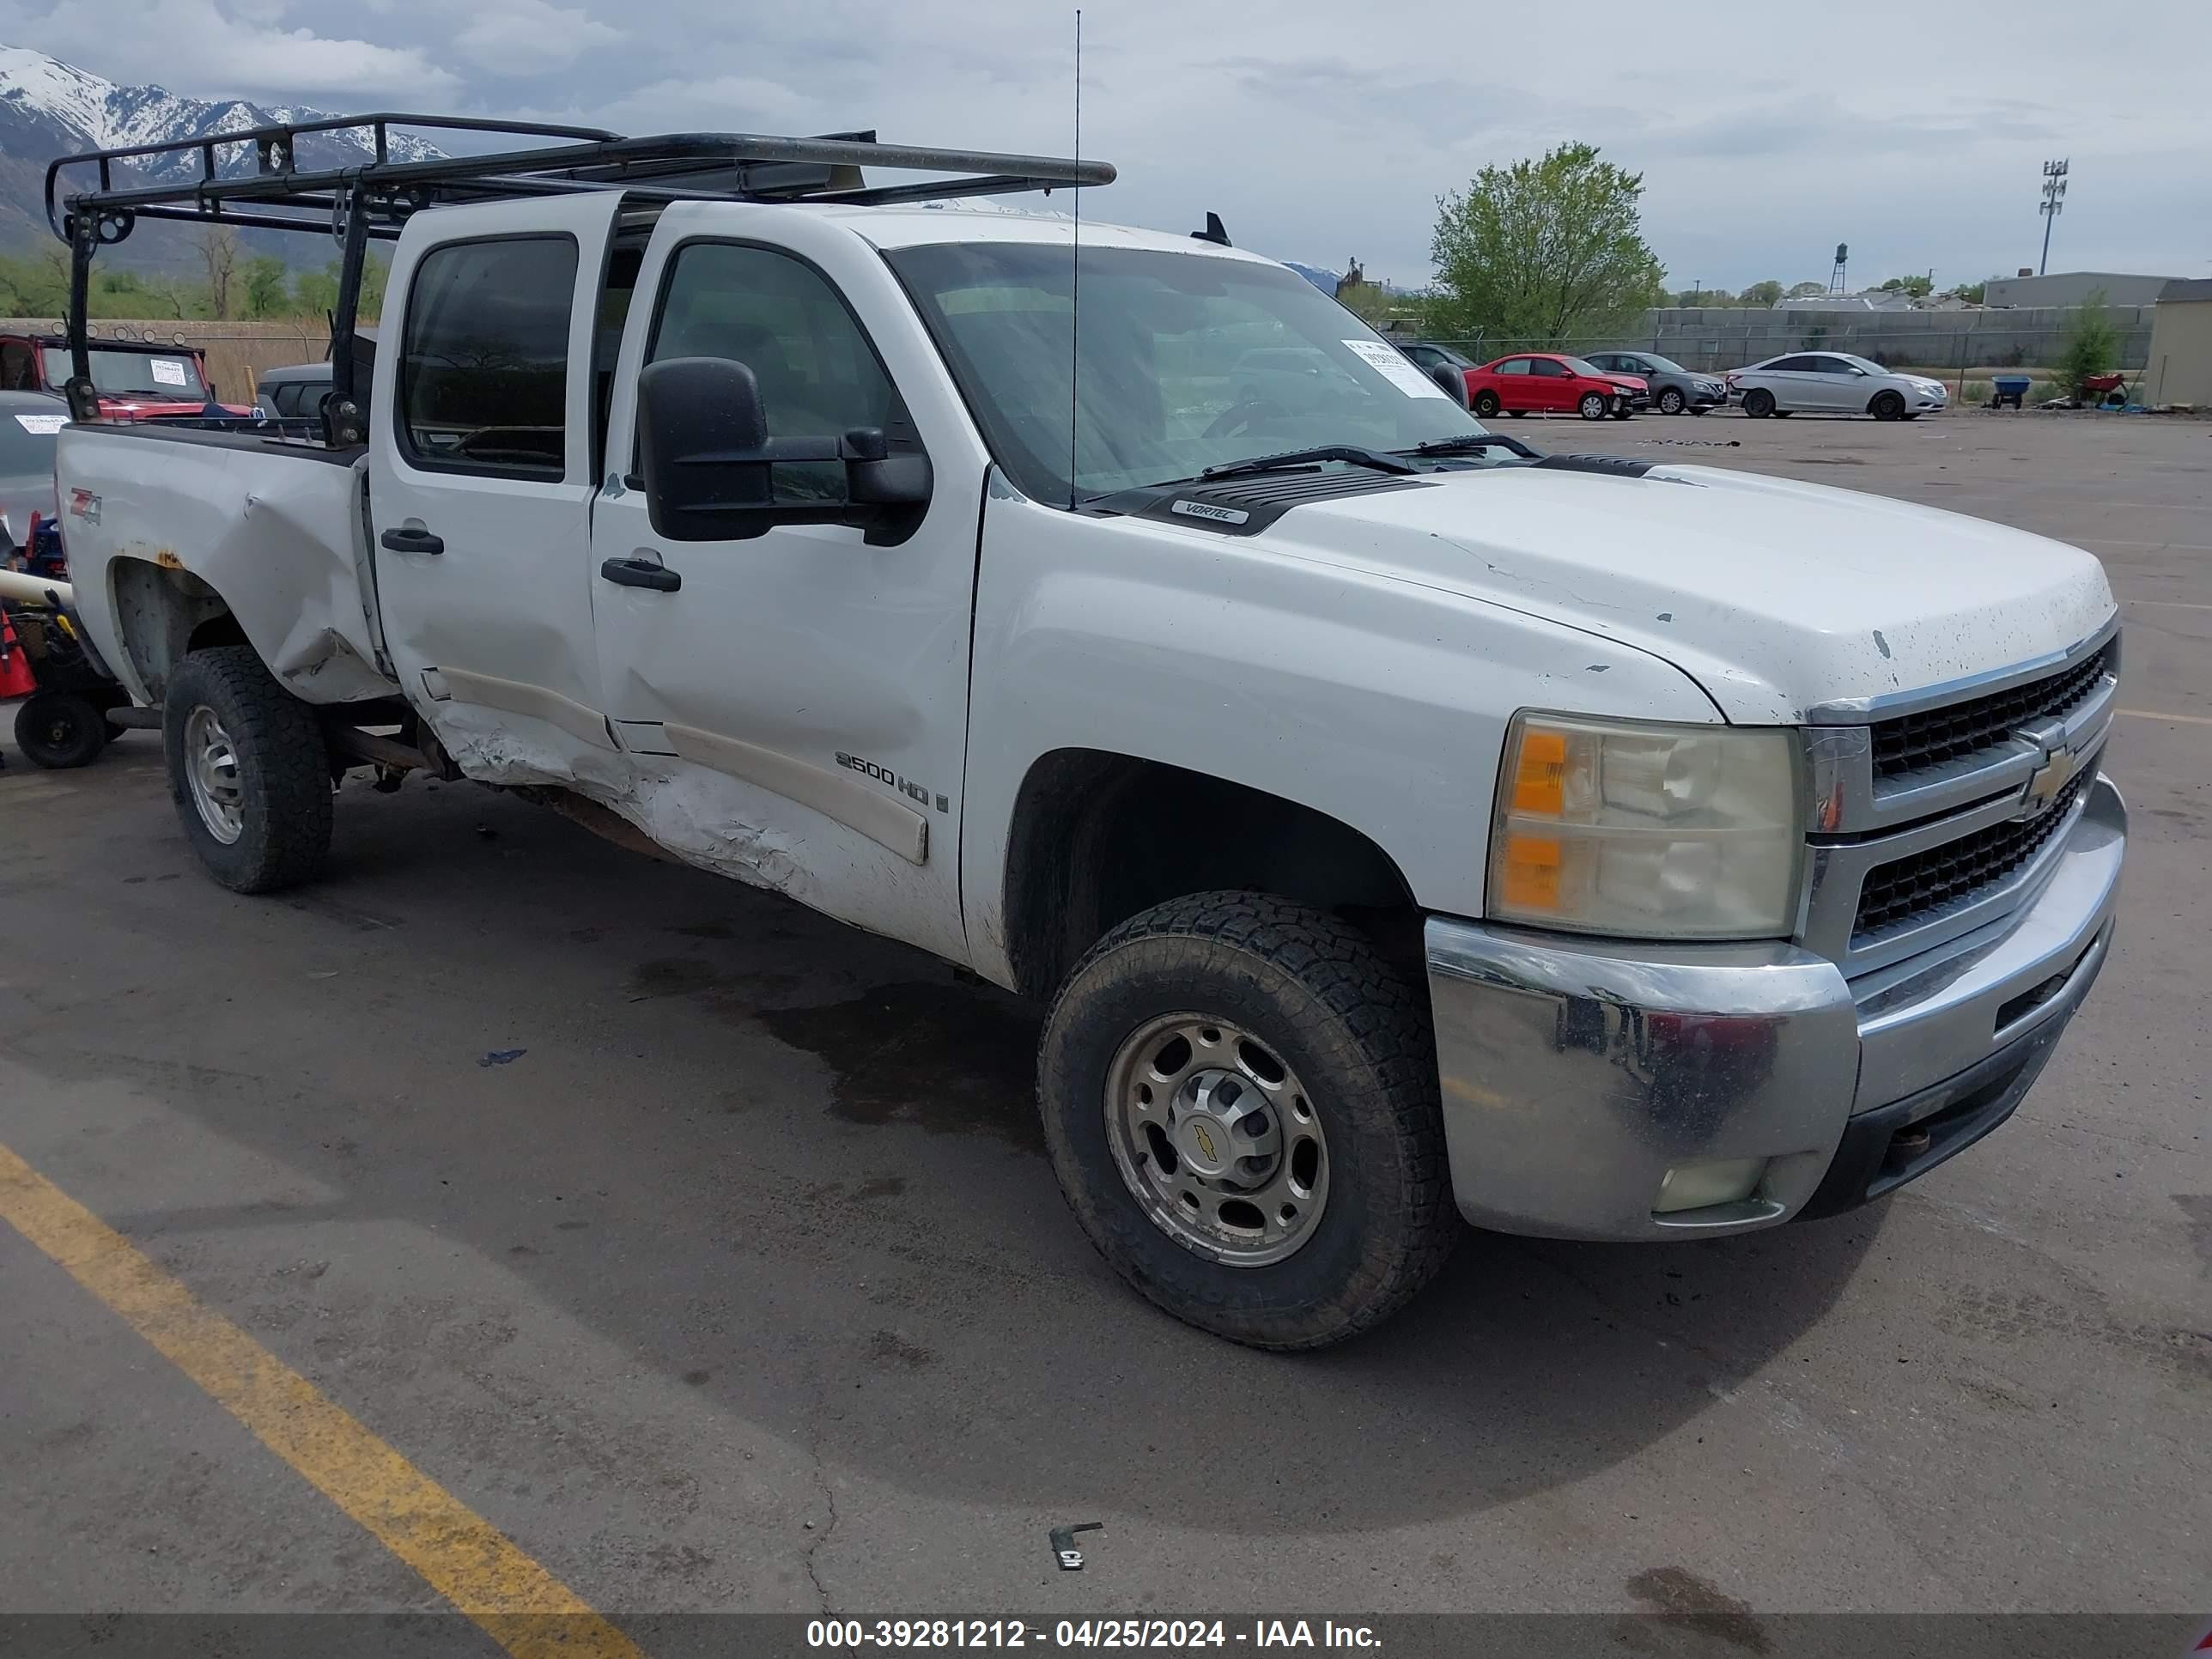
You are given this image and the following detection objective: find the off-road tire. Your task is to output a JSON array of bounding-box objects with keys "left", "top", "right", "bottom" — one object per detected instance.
[
  {"left": 1610, "top": 404, "right": 1633, "bottom": 420},
  {"left": 1037, "top": 892, "right": 1457, "bottom": 1350},
  {"left": 1473, "top": 389, "right": 1501, "bottom": 418},
  {"left": 162, "top": 646, "right": 333, "bottom": 893},
  {"left": 13, "top": 690, "right": 106, "bottom": 769},
  {"left": 1742, "top": 388, "right": 1776, "bottom": 417}
]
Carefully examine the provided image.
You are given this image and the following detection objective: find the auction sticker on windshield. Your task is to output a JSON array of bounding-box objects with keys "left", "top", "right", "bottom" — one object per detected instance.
[
  {"left": 1341, "top": 338, "right": 1448, "bottom": 398},
  {"left": 13, "top": 414, "right": 65, "bottom": 434},
  {"left": 149, "top": 358, "right": 190, "bottom": 386}
]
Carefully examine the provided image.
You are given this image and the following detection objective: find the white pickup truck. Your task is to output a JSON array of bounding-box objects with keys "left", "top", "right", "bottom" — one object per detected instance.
[{"left": 51, "top": 120, "right": 2124, "bottom": 1348}]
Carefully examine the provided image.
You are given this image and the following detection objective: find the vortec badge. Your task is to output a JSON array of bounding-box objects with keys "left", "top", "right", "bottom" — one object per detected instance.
[
  {"left": 2017, "top": 743, "right": 2083, "bottom": 820},
  {"left": 1170, "top": 499, "right": 1249, "bottom": 525}
]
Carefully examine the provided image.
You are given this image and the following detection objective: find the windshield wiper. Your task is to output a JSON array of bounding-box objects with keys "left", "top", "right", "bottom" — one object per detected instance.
[
  {"left": 1402, "top": 433, "right": 1536, "bottom": 459},
  {"left": 1194, "top": 444, "right": 1418, "bottom": 483}
]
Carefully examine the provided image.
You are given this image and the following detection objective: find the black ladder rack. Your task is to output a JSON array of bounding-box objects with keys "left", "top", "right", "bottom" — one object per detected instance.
[{"left": 44, "top": 112, "right": 1115, "bottom": 431}]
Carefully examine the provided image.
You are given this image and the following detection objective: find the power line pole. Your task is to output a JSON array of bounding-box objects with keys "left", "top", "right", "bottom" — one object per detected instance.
[{"left": 2039, "top": 159, "right": 2069, "bottom": 276}]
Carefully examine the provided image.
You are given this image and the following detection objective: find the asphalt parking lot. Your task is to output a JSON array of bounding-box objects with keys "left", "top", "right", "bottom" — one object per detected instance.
[{"left": 3, "top": 410, "right": 2207, "bottom": 1644}]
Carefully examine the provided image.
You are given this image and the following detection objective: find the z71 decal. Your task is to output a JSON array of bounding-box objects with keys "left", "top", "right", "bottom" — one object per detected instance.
[{"left": 836, "top": 751, "right": 949, "bottom": 813}]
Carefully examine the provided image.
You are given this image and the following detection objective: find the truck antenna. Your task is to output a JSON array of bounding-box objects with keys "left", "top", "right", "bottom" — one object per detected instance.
[{"left": 1068, "top": 7, "right": 1082, "bottom": 512}]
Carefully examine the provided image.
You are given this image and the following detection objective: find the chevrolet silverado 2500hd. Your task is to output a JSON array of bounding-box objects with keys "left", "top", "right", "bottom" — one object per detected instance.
[{"left": 47, "top": 120, "right": 2124, "bottom": 1348}]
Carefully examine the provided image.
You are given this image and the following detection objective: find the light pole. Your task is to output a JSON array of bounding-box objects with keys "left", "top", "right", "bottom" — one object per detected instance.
[{"left": 2039, "top": 159, "right": 2069, "bottom": 276}]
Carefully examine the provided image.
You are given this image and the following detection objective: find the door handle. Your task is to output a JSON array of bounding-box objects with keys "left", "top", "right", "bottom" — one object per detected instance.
[
  {"left": 380, "top": 524, "right": 444, "bottom": 556},
  {"left": 599, "top": 556, "right": 681, "bottom": 592}
]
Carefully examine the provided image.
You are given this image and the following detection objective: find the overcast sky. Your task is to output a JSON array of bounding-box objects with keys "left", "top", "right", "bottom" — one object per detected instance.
[{"left": 7, "top": 0, "right": 2209, "bottom": 291}]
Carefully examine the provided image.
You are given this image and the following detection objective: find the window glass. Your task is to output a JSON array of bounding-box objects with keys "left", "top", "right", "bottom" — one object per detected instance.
[
  {"left": 1529, "top": 358, "right": 1571, "bottom": 378},
  {"left": 0, "top": 344, "right": 35, "bottom": 392},
  {"left": 649, "top": 242, "right": 908, "bottom": 503},
  {"left": 1769, "top": 356, "right": 1816, "bottom": 372},
  {"left": 885, "top": 242, "right": 1486, "bottom": 503},
  {"left": 1493, "top": 357, "right": 1530, "bottom": 376},
  {"left": 400, "top": 237, "right": 576, "bottom": 476}
]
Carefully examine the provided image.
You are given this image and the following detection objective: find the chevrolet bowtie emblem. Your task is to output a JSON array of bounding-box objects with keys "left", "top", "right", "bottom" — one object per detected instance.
[{"left": 2017, "top": 742, "right": 2082, "bottom": 820}]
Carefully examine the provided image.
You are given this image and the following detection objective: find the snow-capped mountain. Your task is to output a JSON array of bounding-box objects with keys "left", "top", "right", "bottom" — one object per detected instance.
[{"left": 0, "top": 44, "right": 443, "bottom": 250}]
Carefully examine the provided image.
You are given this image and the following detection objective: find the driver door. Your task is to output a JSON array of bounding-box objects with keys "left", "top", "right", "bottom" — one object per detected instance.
[{"left": 1527, "top": 356, "right": 1573, "bottom": 412}]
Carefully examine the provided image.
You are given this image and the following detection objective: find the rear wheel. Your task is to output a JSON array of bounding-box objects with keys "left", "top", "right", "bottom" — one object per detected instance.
[
  {"left": 1870, "top": 390, "right": 1905, "bottom": 421},
  {"left": 1577, "top": 392, "right": 1607, "bottom": 420},
  {"left": 1037, "top": 892, "right": 1456, "bottom": 1349},
  {"left": 162, "top": 646, "right": 333, "bottom": 893},
  {"left": 1742, "top": 388, "right": 1776, "bottom": 418},
  {"left": 1657, "top": 388, "right": 1686, "bottom": 415},
  {"left": 13, "top": 690, "right": 106, "bottom": 769},
  {"left": 1473, "top": 389, "right": 1501, "bottom": 418}
]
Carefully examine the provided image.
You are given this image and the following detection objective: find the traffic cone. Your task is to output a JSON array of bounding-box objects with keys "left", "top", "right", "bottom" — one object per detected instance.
[{"left": 1, "top": 607, "right": 40, "bottom": 699}]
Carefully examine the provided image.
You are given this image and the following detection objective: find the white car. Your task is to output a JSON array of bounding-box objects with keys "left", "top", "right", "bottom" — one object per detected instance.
[{"left": 1727, "top": 352, "right": 1948, "bottom": 420}]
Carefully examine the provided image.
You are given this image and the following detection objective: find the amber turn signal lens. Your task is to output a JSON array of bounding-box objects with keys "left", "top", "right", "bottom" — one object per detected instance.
[
  {"left": 1512, "top": 729, "right": 1568, "bottom": 815},
  {"left": 1499, "top": 833, "right": 1563, "bottom": 912}
]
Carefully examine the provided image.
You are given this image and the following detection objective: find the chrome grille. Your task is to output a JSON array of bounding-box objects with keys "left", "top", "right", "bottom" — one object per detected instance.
[
  {"left": 1852, "top": 773, "right": 2087, "bottom": 942},
  {"left": 1871, "top": 642, "right": 2113, "bottom": 780}
]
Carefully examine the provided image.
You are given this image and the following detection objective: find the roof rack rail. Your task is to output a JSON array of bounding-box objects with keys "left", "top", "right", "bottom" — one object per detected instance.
[{"left": 45, "top": 113, "right": 1116, "bottom": 244}]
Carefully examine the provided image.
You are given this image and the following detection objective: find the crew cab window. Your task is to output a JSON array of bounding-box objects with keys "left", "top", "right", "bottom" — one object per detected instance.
[
  {"left": 1493, "top": 357, "right": 1530, "bottom": 376},
  {"left": 398, "top": 236, "right": 577, "bottom": 477}
]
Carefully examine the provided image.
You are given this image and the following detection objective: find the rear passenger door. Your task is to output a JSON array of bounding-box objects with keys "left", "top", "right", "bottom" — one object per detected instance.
[{"left": 372, "top": 194, "right": 625, "bottom": 780}]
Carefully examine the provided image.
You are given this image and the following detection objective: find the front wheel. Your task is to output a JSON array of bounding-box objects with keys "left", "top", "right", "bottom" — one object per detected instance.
[
  {"left": 1870, "top": 391, "right": 1905, "bottom": 421},
  {"left": 1038, "top": 893, "right": 1455, "bottom": 1349},
  {"left": 1473, "top": 389, "right": 1501, "bottom": 418},
  {"left": 13, "top": 690, "right": 106, "bottom": 769},
  {"left": 1657, "top": 388, "right": 1686, "bottom": 415},
  {"left": 162, "top": 646, "right": 333, "bottom": 893},
  {"left": 1610, "top": 404, "right": 1633, "bottom": 420},
  {"left": 1741, "top": 388, "right": 1776, "bottom": 417},
  {"left": 1577, "top": 392, "right": 1607, "bottom": 420}
]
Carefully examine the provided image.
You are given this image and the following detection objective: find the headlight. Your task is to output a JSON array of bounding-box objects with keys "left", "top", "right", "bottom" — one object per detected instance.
[{"left": 1488, "top": 713, "right": 1802, "bottom": 939}]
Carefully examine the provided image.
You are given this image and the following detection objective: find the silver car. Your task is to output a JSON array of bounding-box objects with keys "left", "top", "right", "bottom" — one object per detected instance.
[{"left": 1726, "top": 351, "right": 1948, "bottom": 421}]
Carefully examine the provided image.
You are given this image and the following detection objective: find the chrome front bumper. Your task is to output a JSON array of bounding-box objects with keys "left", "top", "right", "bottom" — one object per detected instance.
[{"left": 1425, "top": 776, "right": 2124, "bottom": 1241}]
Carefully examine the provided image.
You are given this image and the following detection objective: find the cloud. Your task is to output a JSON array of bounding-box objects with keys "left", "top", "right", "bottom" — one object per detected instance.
[
  {"left": 10, "top": 0, "right": 459, "bottom": 97},
  {"left": 453, "top": 0, "right": 620, "bottom": 76}
]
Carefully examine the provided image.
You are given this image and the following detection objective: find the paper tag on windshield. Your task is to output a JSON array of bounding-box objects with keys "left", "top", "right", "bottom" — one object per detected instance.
[
  {"left": 149, "top": 358, "right": 190, "bottom": 387},
  {"left": 13, "top": 413, "right": 65, "bottom": 434},
  {"left": 1342, "top": 339, "right": 1448, "bottom": 398}
]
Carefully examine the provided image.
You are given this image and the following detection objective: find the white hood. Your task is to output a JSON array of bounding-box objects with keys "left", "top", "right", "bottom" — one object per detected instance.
[{"left": 1244, "top": 462, "right": 2115, "bottom": 725}]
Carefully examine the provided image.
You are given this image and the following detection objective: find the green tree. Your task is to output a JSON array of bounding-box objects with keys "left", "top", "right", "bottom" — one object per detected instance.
[
  {"left": 1740, "top": 279, "right": 1784, "bottom": 306},
  {"left": 1947, "top": 275, "right": 2000, "bottom": 304},
  {"left": 2055, "top": 288, "right": 2119, "bottom": 397},
  {"left": 1785, "top": 281, "right": 1828, "bottom": 300},
  {"left": 1429, "top": 142, "right": 1665, "bottom": 341},
  {"left": 243, "top": 256, "right": 289, "bottom": 319},
  {"left": 1879, "top": 274, "right": 1934, "bottom": 298}
]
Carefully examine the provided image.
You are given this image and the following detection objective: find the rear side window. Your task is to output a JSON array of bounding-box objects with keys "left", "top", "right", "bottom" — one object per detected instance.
[
  {"left": 1493, "top": 357, "right": 1530, "bottom": 376},
  {"left": 1768, "top": 356, "right": 1816, "bottom": 372},
  {"left": 399, "top": 237, "right": 577, "bottom": 477}
]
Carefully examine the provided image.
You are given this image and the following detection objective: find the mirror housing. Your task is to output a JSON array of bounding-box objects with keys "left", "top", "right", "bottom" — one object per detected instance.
[
  {"left": 637, "top": 356, "right": 932, "bottom": 544},
  {"left": 1425, "top": 360, "right": 1471, "bottom": 408}
]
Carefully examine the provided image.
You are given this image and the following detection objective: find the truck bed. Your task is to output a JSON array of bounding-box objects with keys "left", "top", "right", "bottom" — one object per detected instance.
[{"left": 57, "top": 421, "right": 398, "bottom": 708}]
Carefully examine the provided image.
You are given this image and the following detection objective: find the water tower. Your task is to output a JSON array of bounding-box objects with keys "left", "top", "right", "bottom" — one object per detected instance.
[{"left": 1829, "top": 243, "right": 1850, "bottom": 294}]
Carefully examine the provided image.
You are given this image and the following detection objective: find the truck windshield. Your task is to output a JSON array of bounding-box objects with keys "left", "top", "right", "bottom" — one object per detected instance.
[
  {"left": 40, "top": 345, "right": 210, "bottom": 401},
  {"left": 886, "top": 241, "right": 1486, "bottom": 502}
]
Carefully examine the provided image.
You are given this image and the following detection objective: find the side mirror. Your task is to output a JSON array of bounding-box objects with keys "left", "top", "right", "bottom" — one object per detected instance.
[
  {"left": 637, "top": 356, "right": 932, "bottom": 544},
  {"left": 1426, "top": 360, "right": 1471, "bottom": 408}
]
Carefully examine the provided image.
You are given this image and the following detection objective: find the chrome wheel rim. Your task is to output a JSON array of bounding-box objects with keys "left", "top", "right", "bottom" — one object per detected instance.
[
  {"left": 182, "top": 703, "right": 244, "bottom": 844},
  {"left": 1103, "top": 1014, "right": 1329, "bottom": 1267}
]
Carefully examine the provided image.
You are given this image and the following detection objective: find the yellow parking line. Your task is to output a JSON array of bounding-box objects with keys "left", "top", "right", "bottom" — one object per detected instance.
[
  {"left": 0, "top": 1139, "right": 646, "bottom": 1659},
  {"left": 2118, "top": 707, "right": 2212, "bottom": 727}
]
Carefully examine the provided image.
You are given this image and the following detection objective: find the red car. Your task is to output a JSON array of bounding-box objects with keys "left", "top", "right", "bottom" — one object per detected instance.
[
  {"left": 1462, "top": 352, "right": 1645, "bottom": 421},
  {"left": 0, "top": 333, "right": 253, "bottom": 422}
]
